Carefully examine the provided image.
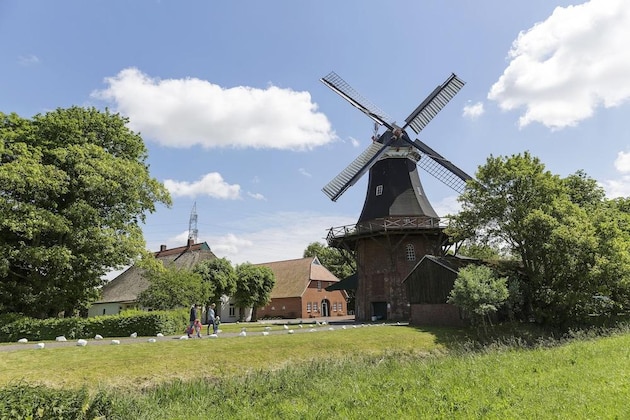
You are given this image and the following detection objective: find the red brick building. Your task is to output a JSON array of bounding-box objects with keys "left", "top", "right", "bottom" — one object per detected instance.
[{"left": 255, "top": 257, "right": 348, "bottom": 319}]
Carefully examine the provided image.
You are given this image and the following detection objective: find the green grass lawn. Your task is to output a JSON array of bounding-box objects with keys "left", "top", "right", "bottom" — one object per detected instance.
[
  {"left": 0, "top": 324, "right": 448, "bottom": 389},
  {"left": 1, "top": 324, "right": 629, "bottom": 418}
]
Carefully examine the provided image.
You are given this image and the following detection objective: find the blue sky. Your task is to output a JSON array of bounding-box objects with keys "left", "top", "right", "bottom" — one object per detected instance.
[{"left": 2, "top": 0, "right": 629, "bottom": 272}]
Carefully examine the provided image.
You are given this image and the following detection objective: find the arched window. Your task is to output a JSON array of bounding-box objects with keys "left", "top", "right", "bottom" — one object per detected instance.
[{"left": 406, "top": 243, "right": 416, "bottom": 261}]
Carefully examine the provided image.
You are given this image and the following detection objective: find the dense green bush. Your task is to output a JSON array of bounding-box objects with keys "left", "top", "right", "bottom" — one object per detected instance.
[{"left": 0, "top": 309, "right": 188, "bottom": 342}]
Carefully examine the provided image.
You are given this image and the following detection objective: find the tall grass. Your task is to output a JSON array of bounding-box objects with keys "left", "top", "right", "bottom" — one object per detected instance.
[
  {"left": 1, "top": 324, "right": 629, "bottom": 418},
  {"left": 78, "top": 332, "right": 630, "bottom": 419}
]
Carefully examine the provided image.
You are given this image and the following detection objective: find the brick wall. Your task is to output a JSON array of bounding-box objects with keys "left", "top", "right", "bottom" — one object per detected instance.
[
  {"left": 356, "top": 233, "right": 441, "bottom": 322},
  {"left": 410, "top": 303, "right": 465, "bottom": 327},
  {"left": 257, "top": 286, "right": 347, "bottom": 319}
]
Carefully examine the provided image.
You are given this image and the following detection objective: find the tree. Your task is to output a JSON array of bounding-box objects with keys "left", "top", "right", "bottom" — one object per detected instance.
[
  {"left": 0, "top": 108, "right": 171, "bottom": 318},
  {"left": 137, "top": 266, "right": 209, "bottom": 310},
  {"left": 303, "top": 242, "right": 356, "bottom": 280},
  {"left": 447, "top": 152, "right": 630, "bottom": 325},
  {"left": 192, "top": 258, "right": 237, "bottom": 305},
  {"left": 447, "top": 265, "right": 509, "bottom": 332},
  {"left": 234, "top": 263, "right": 275, "bottom": 321}
]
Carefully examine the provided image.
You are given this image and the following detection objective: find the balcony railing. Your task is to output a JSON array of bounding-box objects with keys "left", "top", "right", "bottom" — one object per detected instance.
[{"left": 326, "top": 216, "right": 447, "bottom": 243}]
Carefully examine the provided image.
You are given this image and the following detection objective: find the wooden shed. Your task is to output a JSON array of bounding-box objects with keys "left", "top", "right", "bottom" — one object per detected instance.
[{"left": 403, "top": 254, "right": 478, "bottom": 326}]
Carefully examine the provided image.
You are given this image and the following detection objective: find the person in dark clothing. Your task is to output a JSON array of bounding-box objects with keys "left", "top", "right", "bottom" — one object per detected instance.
[{"left": 188, "top": 304, "right": 199, "bottom": 338}]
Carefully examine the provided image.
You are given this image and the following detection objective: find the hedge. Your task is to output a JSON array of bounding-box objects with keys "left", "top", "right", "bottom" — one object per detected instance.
[{"left": 0, "top": 309, "right": 188, "bottom": 343}]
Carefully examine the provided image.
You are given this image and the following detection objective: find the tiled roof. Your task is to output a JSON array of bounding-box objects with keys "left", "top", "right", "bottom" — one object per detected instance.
[{"left": 255, "top": 257, "right": 340, "bottom": 299}]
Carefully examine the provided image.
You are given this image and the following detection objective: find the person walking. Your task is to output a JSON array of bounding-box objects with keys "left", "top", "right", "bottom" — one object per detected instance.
[
  {"left": 188, "top": 304, "right": 199, "bottom": 338},
  {"left": 207, "top": 303, "right": 217, "bottom": 335}
]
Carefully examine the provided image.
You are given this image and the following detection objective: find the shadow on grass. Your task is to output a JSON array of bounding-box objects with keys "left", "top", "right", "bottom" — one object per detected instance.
[{"left": 410, "top": 315, "right": 630, "bottom": 353}]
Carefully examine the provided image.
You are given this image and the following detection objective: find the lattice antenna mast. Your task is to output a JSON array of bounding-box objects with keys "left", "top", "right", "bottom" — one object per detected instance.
[{"left": 188, "top": 202, "right": 198, "bottom": 243}]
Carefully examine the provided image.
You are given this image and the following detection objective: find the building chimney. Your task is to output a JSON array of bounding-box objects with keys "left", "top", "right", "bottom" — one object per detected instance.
[{"left": 160, "top": 244, "right": 167, "bottom": 252}]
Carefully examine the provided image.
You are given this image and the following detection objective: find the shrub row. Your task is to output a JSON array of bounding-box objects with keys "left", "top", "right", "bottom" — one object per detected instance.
[{"left": 0, "top": 309, "right": 188, "bottom": 343}]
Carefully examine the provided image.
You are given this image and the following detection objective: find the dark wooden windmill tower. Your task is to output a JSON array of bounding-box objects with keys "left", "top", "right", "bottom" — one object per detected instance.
[{"left": 321, "top": 71, "right": 472, "bottom": 322}]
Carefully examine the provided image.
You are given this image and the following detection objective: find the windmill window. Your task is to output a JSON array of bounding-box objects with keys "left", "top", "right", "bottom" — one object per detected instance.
[
  {"left": 376, "top": 185, "right": 383, "bottom": 196},
  {"left": 406, "top": 244, "right": 416, "bottom": 261}
]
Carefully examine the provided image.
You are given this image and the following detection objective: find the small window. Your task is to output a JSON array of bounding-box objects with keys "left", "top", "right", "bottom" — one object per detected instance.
[
  {"left": 229, "top": 304, "right": 235, "bottom": 317},
  {"left": 313, "top": 302, "right": 319, "bottom": 312},
  {"left": 307, "top": 302, "right": 312, "bottom": 312},
  {"left": 376, "top": 185, "right": 383, "bottom": 196},
  {"left": 406, "top": 243, "right": 416, "bottom": 261},
  {"left": 102, "top": 309, "right": 106, "bottom": 315},
  {"left": 332, "top": 302, "right": 337, "bottom": 312},
  {"left": 317, "top": 280, "right": 322, "bottom": 291}
]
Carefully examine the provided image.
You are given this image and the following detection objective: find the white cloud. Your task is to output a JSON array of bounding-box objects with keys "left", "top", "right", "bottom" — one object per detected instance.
[
  {"left": 462, "top": 101, "right": 485, "bottom": 120},
  {"left": 433, "top": 195, "right": 462, "bottom": 218},
  {"left": 602, "top": 150, "right": 630, "bottom": 198},
  {"left": 349, "top": 136, "right": 361, "bottom": 147},
  {"left": 299, "top": 168, "right": 312, "bottom": 177},
  {"left": 164, "top": 172, "right": 241, "bottom": 199},
  {"left": 614, "top": 150, "right": 630, "bottom": 173},
  {"left": 488, "top": 0, "right": 630, "bottom": 129},
  {"left": 18, "top": 54, "right": 40, "bottom": 66},
  {"left": 199, "top": 212, "right": 356, "bottom": 264},
  {"left": 92, "top": 68, "right": 336, "bottom": 150},
  {"left": 247, "top": 191, "right": 266, "bottom": 200}
]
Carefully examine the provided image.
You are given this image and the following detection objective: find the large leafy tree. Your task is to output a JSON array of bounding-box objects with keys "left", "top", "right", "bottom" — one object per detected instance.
[
  {"left": 447, "top": 152, "right": 630, "bottom": 324},
  {"left": 234, "top": 263, "right": 275, "bottom": 321},
  {"left": 192, "top": 258, "right": 237, "bottom": 305},
  {"left": 137, "top": 266, "right": 209, "bottom": 311},
  {"left": 0, "top": 107, "right": 171, "bottom": 318}
]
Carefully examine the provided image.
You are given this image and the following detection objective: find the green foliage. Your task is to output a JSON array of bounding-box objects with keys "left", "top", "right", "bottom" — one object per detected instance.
[
  {"left": 234, "top": 263, "right": 276, "bottom": 321},
  {"left": 137, "top": 266, "right": 209, "bottom": 310},
  {"left": 303, "top": 242, "right": 356, "bottom": 280},
  {"left": 0, "top": 383, "right": 106, "bottom": 420},
  {"left": 448, "top": 152, "right": 630, "bottom": 325},
  {"left": 0, "top": 108, "right": 171, "bottom": 318},
  {"left": 192, "top": 257, "right": 237, "bottom": 305},
  {"left": 448, "top": 265, "right": 509, "bottom": 331},
  {"left": 0, "top": 309, "right": 188, "bottom": 342}
]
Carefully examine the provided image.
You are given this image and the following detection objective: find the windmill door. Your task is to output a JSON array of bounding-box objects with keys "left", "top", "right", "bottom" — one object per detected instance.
[{"left": 372, "top": 301, "right": 387, "bottom": 321}]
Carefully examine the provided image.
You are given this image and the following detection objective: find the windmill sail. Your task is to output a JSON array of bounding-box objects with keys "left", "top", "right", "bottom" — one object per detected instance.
[
  {"left": 321, "top": 72, "right": 394, "bottom": 128},
  {"left": 403, "top": 74, "right": 465, "bottom": 134},
  {"left": 322, "top": 141, "right": 389, "bottom": 201},
  {"left": 321, "top": 70, "right": 472, "bottom": 200},
  {"left": 409, "top": 138, "right": 472, "bottom": 194}
]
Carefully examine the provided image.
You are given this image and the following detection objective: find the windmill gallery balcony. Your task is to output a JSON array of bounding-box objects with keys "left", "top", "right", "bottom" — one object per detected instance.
[{"left": 326, "top": 216, "right": 445, "bottom": 247}]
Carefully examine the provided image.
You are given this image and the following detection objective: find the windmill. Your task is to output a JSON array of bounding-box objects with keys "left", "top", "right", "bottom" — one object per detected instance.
[{"left": 320, "top": 71, "right": 472, "bottom": 322}]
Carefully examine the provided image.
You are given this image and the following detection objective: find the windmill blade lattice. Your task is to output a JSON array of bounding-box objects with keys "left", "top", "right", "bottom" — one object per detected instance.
[
  {"left": 322, "top": 141, "right": 390, "bottom": 201},
  {"left": 410, "top": 138, "right": 472, "bottom": 194},
  {"left": 321, "top": 72, "right": 394, "bottom": 128},
  {"left": 403, "top": 74, "right": 465, "bottom": 134}
]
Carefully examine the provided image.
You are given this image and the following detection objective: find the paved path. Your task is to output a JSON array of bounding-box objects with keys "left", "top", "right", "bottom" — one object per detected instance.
[{"left": 0, "top": 316, "right": 363, "bottom": 353}]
